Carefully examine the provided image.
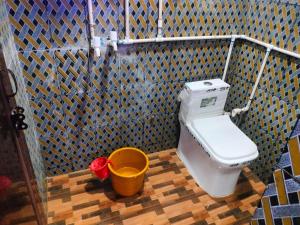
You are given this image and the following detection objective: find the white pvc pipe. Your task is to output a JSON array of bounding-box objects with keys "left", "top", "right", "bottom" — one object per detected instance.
[
  {"left": 87, "top": 0, "right": 95, "bottom": 40},
  {"left": 222, "top": 36, "right": 236, "bottom": 81},
  {"left": 118, "top": 35, "right": 300, "bottom": 60},
  {"left": 125, "top": 0, "right": 130, "bottom": 40},
  {"left": 157, "top": 0, "right": 163, "bottom": 38},
  {"left": 87, "top": 0, "right": 101, "bottom": 56},
  {"left": 241, "top": 35, "right": 300, "bottom": 60},
  {"left": 231, "top": 46, "right": 272, "bottom": 117},
  {"left": 119, "top": 35, "right": 234, "bottom": 44},
  {"left": 246, "top": 47, "right": 272, "bottom": 109}
]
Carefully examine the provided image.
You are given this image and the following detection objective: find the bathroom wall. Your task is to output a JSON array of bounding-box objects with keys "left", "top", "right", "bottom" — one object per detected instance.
[
  {"left": 225, "top": 0, "right": 300, "bottom": 183},
  {"left": 4, "top": 0, "right": 247, "bottom": 176},
  {"left": 251, "top": 120, "right": 300, "bottom": 224},
  {"left": 4, "top": 0, "right": 299, "bottom": 186},
  {"left": 0, "top": 0, "right": 47, "bottom": 213}
]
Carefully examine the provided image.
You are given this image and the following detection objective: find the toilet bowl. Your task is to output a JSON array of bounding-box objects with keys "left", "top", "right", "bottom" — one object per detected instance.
[{"left": 177, "top": 79, "right": 258, "bottom": 197}]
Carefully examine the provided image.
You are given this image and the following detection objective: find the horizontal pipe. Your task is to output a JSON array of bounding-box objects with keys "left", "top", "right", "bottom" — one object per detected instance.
[
  {"left": 240, "top": 35, "right": 300, "bottom": 59},
  {"left": 118, "top": 35, "right": 300, "bottom": 59},
  {"left": 118, "top": 35, "right": 234, "bottom": 44}
]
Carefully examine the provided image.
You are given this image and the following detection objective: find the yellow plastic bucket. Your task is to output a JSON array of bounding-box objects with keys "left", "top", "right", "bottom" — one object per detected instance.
[{"left": 108, "top": 147, "right": 149, "bottom": 196}]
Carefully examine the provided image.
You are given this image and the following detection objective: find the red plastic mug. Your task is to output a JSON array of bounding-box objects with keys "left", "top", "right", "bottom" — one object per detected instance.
[{"left": 89, "top": 157, "right": 111, "bottom": 180}]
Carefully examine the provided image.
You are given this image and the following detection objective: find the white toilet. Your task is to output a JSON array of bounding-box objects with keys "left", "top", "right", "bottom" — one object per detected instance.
[{"left": 177, "top": 79, "right": 258, "bottom": 197}]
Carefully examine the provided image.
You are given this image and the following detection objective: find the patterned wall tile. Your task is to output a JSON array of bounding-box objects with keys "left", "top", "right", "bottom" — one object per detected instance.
[
  {"left": 261, "top": 52, "right": 300, "bottom": 105},
  {"left": 162, "top": 113, "right": 180, "bottom": 150},
  {"left": 92, "top": 50, "right": 119, "bottom": 90},
  {"left": 6, "top": 0, "right": 51, "bottom": 50},
  {"left": 250, "top": 129, "right": 278, "bottom": 183},
  {"left": 285, "top": 11, "right": 300, "bottom": 54},
  {"left": 192, "top": 0, "right": 242, "bottom": 36},
  {"left": 191, "top": 40, "right": 229, "bottom": 81},
  {"left": 263, "top": 2, "right": 298, "bottom": 49},
  {"left": 54, "top": 49, "right": 90, "bottom": 95},
  {"left": 61, "top": 91, "right": 96, "bottom": 131},
  {"left": 117, "top": 0, "right": 125, "bottom": 39},
  {"left": 30, "top": 95, "right": 66, "bottom": 138},
  {"left": 258, "top": 95, "right": 291, "bottom": 140},
  {"left": 206, "top": 40, "right": 230, "bottom": 79},
  {"left": 234, "top": 41, "right": 265, "bottom": 84},
  {"left": 39, "top": 134, "right": 73, "bottom": 176},
  {"left": 280, "top": 0, "right": 300, "bottom": 6},
  {"left": 145, "top": 82, "right": 166, "bottom": 115},
  {"left": 197, "top": 0, "right": 218, "bottom": 36},
  {"left": 252, "top": 124, "right": 300, "bottom": 224},
  {"left": 18, "top": 50, "right": 60, "bottom": 99},
  {"left": 129, "top": 0, "right": 148, "bottom": 39},
  {"left": 225, "top": 75, "right": 252, "bottom": 112},
  {"left": 225, "top": 40, "right": 243, "bottom": 76},
  {"left": 121, "top": 83, "right": 146, "bottom": 120},
  {"left": 143, "top": 114, "right": 164, "bottom": 148},
  {"left": 165, "top": 81, "right": 185, "bottom": 115},
  {"left": 121, "top": 118, "right": 144, "bottom": 148},
  {"left": 144, "top": 42, "right": 171, "bottom": 83},
  {"left": 118, "top": 45, "right": 144, "bottom": 85},
  {"left": 92, "top": 87, "right": 121, "bottom": 126},
  {"left": 93, "top": 0, "right": 119, "bottom": 37},
  {"left": 211, "top": 0, "right": 241, "bottom": 35},
  {"left": 169, "top": 41, "right": 195, "bottom": 82},
  {"left": 162, "top": 0, "right": 176, "bottom": 37},
  {"left": 147, "top": 0, "right": 158, "bottom": 38},
  {"left": 96, "top": 122, "right": 124, "bottom": 155},
  {"left": 47, "top": 0, "right": 88, "bottom": 48},
  {"left": 241, "top": 87, "right": 268, "bottom": 130},
  {"left": 278, "top": 105, "right": 298, "bottom": 146},
  {"left": 173, "top": 0, "right": 200, "bottom": 37},
  {"left": 244, "top": 2, "right": 271, "bottom": 41},
  {"left": 69, "top": 128, "right": 98, "bottom": 170}
]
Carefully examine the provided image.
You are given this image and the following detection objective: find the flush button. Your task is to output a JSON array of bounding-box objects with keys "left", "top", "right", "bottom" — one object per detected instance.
[{"left": 203, "top": 81, "right": 213, "bottom": 86}]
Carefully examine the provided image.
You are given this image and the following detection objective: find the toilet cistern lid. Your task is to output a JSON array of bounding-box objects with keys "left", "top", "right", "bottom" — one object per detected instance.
[{"left": 190, "top": 115, "right": 258, "bottom": 165}]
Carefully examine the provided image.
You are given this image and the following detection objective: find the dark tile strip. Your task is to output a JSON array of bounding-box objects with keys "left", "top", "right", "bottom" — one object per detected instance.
[
  {"left": 152, "top": 180, "right": 174, "bottom": 189},
  {"left": 72, "top": 200, "right": 100, "bottom": 211},
  {"left": 169, "top": 212, "right": 193, "bottom": 223},
  {"left": 68, "top": 170, "right": 91, "bottom": 178},
  {"left": 48, "top": 220, "right": 66, "bottom": 225}
]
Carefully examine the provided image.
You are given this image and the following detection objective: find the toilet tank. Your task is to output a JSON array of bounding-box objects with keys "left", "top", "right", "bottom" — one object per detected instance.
[{"left": 178, "top": 79, "right": 230, "bottom": 122}]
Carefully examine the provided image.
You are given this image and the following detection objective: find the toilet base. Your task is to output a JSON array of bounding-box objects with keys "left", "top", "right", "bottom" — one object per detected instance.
[{"left": 177, "top": 123, "right": 243, "bottom": 197}]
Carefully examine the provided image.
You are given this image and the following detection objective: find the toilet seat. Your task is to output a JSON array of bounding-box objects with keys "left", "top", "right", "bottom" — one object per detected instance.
[{"left": 186, "top": 115, "right": 258, "bottom": 165}]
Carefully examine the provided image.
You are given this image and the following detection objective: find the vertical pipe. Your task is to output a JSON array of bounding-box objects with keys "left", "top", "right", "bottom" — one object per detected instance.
[
  {"left": 222, "top": 36, "right": 236, "bottom": 81},
  {"left": 157, "top": 0, "right": 163, "bottom": 38},
  {"left": 125, "top": 0, "right": 130, "bottom": 40},
  {"left": 245, "top": 47, "right": 272, "bottom": 109},
  {"left": 231, "top": 46, "right": 272, "bottom": 117},
  {"left": 87, "top": 0, "right": 95, "bottom": 39}
]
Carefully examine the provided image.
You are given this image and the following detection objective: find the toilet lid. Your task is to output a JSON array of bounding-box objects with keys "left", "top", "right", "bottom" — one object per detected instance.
[{"left": 189, "top": 115, "right": 258, "bottom": 164}]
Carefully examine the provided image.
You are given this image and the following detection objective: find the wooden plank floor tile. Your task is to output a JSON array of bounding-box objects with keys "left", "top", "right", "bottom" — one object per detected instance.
[{"left": 47, "top": 149, "right": 266, "bottom": 225}]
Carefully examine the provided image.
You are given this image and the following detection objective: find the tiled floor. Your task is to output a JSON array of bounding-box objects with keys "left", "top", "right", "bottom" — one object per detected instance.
[
  {"left": 0, "top": 181, "right": 37, "bottom": 225},
  {"left": 47, "top": 149, "right": 266, "bottom": 225}
]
